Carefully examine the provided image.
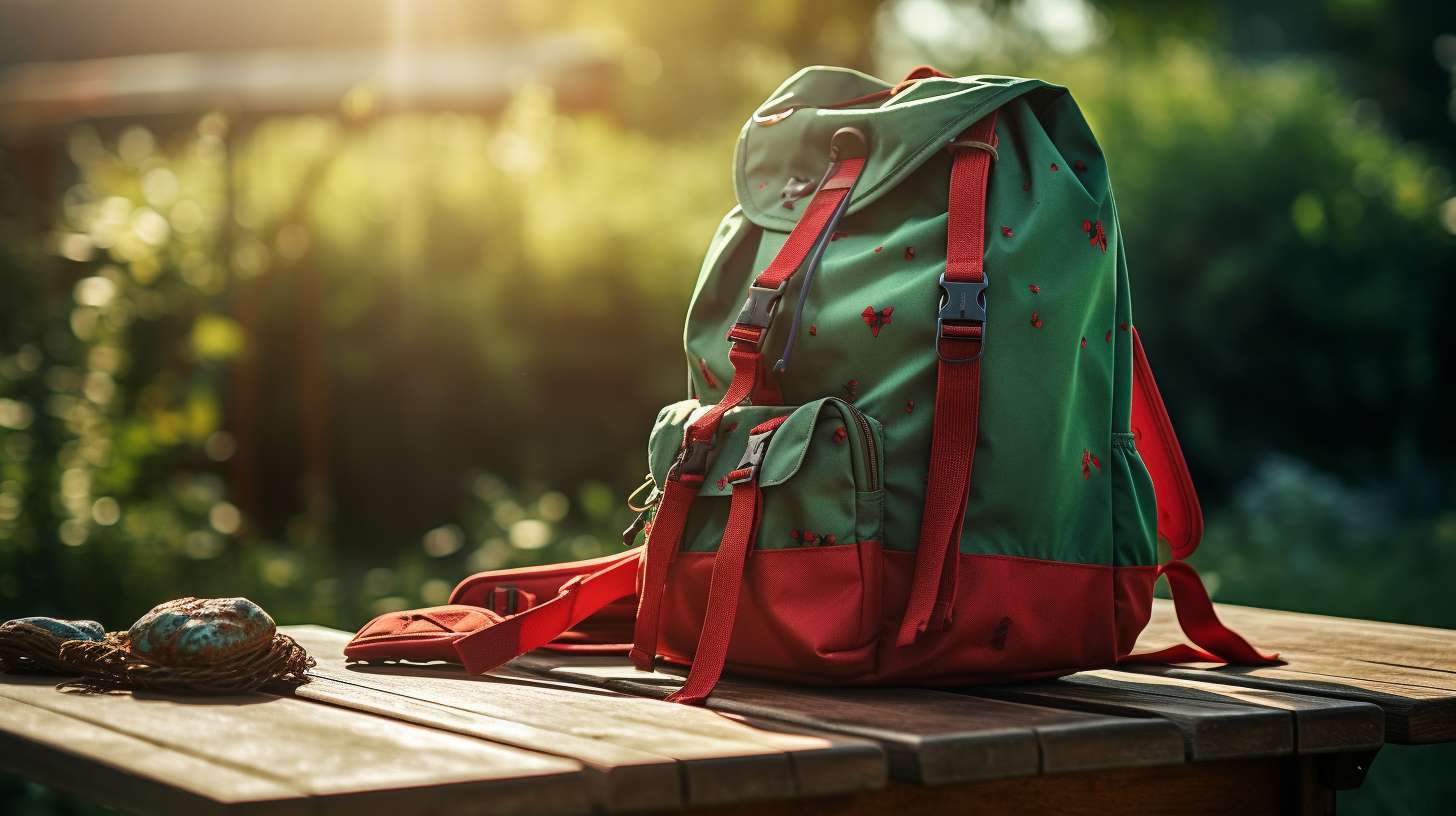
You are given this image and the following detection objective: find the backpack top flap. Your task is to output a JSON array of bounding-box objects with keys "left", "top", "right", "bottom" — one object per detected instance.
[{"left": 734, "top": 66, "right": 1053, "bottom": 230}]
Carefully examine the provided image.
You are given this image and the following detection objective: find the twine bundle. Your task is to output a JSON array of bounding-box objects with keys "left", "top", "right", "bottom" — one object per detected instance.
[{"left": 0, "top": 619, "right": 313, "bottom": 694}]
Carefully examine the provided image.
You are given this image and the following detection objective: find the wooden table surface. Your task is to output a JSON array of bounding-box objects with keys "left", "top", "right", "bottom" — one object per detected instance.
[{"left": 0, "top": 599, "right": 1450, "bottom": 815}]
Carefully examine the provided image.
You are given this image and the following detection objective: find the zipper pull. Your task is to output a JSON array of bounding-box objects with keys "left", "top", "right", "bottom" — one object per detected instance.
[{"left": 621, "top": 508, "right": 651, "bottom": 547}]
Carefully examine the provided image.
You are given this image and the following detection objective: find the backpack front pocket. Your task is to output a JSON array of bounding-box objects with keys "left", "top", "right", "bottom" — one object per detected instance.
[{"left": 646, "top": 397, "right": 885, "bottom": 680}]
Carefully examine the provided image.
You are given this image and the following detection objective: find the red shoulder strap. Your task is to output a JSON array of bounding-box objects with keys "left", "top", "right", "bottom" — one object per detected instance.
[
  {"left": 1130, "top": 328, "right": 1203, "bottom": 559},
  {"left": 1125, "top": 331, "right": 1279, "bottom": 666}
]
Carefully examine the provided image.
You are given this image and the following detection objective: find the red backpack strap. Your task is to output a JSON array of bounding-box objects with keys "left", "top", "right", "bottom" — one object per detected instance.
[
  {"left": 451, "top": 549, "right": 642, "bottom": 674},
  {"left": 897, "top": 110, "right": 997, "bottom": 646},
  {"left": 631, "top": 142, "right": 868, "bottom": 671},
  {"left": 344, "top": 548, "right": 641, "bottom": 670},
  {"left": 1130, "top": 328, "right": 1202, "bottom": 559},
  {"left": 666, "top": 417, "right": 785, "bottom": 704},
  {"left": 1121, "top": 332, "right": 1279, "bottom": 666}
]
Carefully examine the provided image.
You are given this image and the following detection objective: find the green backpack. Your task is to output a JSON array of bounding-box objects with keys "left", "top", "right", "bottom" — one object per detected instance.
[{"left": 347, "top": 66, "right": 1278, "bottom": 704}]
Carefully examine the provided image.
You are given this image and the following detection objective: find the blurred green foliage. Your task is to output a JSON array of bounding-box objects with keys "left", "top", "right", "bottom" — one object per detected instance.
[{"left": 1, "top": 1, "right": 1455, "bottom": 813}]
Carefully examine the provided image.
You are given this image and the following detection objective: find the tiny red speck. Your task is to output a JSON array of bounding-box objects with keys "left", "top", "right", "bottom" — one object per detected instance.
[
  {"left": 1105, "top": 329, "right": 1112, "bottom": 343},
  {"left": 1080, "top": 337, "right": 1087, "bottom": 349},
  {"left": 802, "top": 532, "right": 818, "bottom": 544},
  {"left": 832, "top": 426, "right": 848, "bottom": 444},
  {"left": 905, "top": 400, "right": 915, "bottom": 413},
  {"left": 1001, "top": 226, "right": 1014, "bottom": 238},
  {"left": 1082, "top": 219, "right": 1092, "bottom": 232},
  {"left": 904, "top": 246, "right": 916, "bottom": 260},
  {"left": 874, "top": 246, "right": 883, "bottom": 253},
  {"left": 697, "top": 358, "right": 720, "bottom": 389},
  {"left": 723, "top": 422, "right": 738, "bottom": 433},
  {"left": 1022, "top": 180, "right": 1031, "bottom": 192},
  {"left": 716, "top": 477, "right": 728, "bottom": 490},
  {"left": 823, "top": 534, "right": 837, "bottom": 546},
  {"left": 1028, "top": 284, "right": 1040, "bottom": 294},
  {"left": 790, "top": 529, "right": 801, "bottom": 540},
  {"left": 808, "top": 324, "right": 817, "bottom": 336},
  {"left": 1050, "top": 163, "right": 1059, "bottom": 171},
  {"left": 1030, "top": 311, "right": 1043, "bottom": 329},
  {"left": 1119, "top": 321, "right": 1130, "bottom": 332},
  {"left": 1073, "top": 160, "right": 1086, "bottom": 171},
  {"left": 830, "top": 231, "right": 847, "bottom": 241}
]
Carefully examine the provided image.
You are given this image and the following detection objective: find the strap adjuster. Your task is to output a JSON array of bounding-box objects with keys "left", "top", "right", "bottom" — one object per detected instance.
[
  {"left": 728, "top": 426, "right": 776, "bottom": 486},
  {"left": 937, "top": 271, "right": 989, "bottom": 364},
  {"left": 733, "top": 283, "right": 787, "bottom": 332},
  {"left": 670, "top": 437, "right": 715, "bottom": 480}
]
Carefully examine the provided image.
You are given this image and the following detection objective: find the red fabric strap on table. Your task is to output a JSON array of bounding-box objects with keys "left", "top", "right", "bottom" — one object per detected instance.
[
  {"left": 452, "top": 548, "right": 641, "bottom": 675},
  {"left": 897, "top": 112, "right": 997, "bottom": 647},
  {"left": 1120, "top": 560, "right": 1280, "bottom": 666}
]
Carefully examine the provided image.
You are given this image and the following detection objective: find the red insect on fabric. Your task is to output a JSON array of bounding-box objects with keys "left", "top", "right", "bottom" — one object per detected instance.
[
  {"left": 1081, "top": 449, "right": 1102, "bottom": 480},
  {"left": 1105, "top": 329, "right": 1113, "bottom": 343},
  {"left": 904, "top": 246, "right": 916, "bottom": 260},
  {"left": 1081, "top": 337, "right": 1087, "bottom": 349},
  {"left": 809, "top": 324, "right": 817, "bottom": 336},
  {"left": 1050, "top": 163, "right": 1059, "bottom": 171},
  {"left": 861, "top": 305, "right": 894, "bottom": 337},
  {"left": 1030, "top": 311, "right": 1044, "bottom": 329},
  {"left": 832, "top": 426, "right": 848, "bottom": 445},
  {"left": 1028, "top": 283, "right": 1040, "bottom": 294},
  {"left": 1001, "top": 226, "right": 1014, "bottom": 238},
  {"left": 1073, "top": 160, "right": 1087, "bottom": 171},
  {"left": 1083, "top": 219, "right": 1107, "bottom": 253}
]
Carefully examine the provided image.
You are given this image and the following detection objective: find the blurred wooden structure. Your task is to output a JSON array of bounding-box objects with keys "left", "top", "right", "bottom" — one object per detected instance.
[{"left": 0, "top": 34, "right": 619, "bottom": 527}]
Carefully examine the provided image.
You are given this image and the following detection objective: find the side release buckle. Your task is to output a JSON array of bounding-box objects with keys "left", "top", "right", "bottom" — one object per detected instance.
[
  {"left": 936, "top": 271, "right": 989, "bottom": 364},
  {"left": 728, "top": 426, "right": 776, "bottom": 486}
]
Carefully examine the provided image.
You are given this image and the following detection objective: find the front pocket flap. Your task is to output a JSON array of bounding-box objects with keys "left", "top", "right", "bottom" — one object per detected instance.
[{"left": 648, "top": 398, "right": 880, "bottom": 497}]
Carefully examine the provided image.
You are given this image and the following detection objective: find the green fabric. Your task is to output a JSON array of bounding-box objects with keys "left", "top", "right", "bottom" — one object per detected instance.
[
  {"left": 664, "top": 66, "right": 1157, "bottom": 569},
  {"left": 647, "top": 398, "right": 884, "bottom": 551}
]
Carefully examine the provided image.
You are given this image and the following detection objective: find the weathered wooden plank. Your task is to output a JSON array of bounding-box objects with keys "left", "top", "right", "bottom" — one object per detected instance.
[
  {"left": 977, "top": 678, "right": 1294, "bottom": 761},
  {"left": 1071, "top": 670, "right": 1385, "bottom": 754},
  {"left": 287, "top": 626, "right": 885, "bottom": 809},
  {"left": 298, "top": 674, "right": 677, "bottom": 813},
  {"left": 511, "top": 651, "right": 1186, "bottom": 785},
  {"left": 1134, "top": 599, "right": 1456, "bottom": 744},
  {"left": 0, "top": 691, "right": 305, "bottom": 816},
  {"left": 0, "top": 673, "right": 589, "bottom": 816}
]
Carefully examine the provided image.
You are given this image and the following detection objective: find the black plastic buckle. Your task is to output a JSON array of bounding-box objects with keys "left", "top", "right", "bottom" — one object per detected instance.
[
  {"left": 671, "top": 437, "right": 715, "bottom": 480},
  {"left": 734, "top": 283, "right": 787, "bottom": 330},
  {"left": 728, "top": 428, "right": 776, "bottom": 486},
  {"left": 937, "top": 271, "right": 989, "bottom": 364}
]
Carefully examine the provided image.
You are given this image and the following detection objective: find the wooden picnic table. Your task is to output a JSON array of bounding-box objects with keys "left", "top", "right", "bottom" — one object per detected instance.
[{"left": 1, "top": 599, "right": 1451, "bottom": 815}]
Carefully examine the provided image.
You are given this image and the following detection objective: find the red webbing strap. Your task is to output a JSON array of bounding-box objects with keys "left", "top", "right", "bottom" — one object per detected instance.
[
  {"left": 896, "top": 112, "right": 998, "bottom": 647},
  {"left": 665, "top": 472, "right": 762, "bottom": 704},
  {"left": 666, "top": 416, "right": 783, "bottom": 705},
  {"left": 631, "top": 158, "right": 867, "bottom": 672},
  {"left": 1117, "top": 336, "right": 1277, "bottom": 666},
  {"left": 1131, "top": 328, "right": 1203, "bottom": 560},
  {"left": 1120, "top": 561, "right": 1281, "bottom": 665},
  {"left": 452, "top": 549, "right": 641, "bottom": 675}
]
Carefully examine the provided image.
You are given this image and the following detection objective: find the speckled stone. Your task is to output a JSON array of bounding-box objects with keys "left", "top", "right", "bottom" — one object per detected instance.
[
  {"left": 127, "top": 597, "right": 275, "bottom": 667},
  {"left": 11, "top": 617, "right": 106, "bottom": 642}
]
